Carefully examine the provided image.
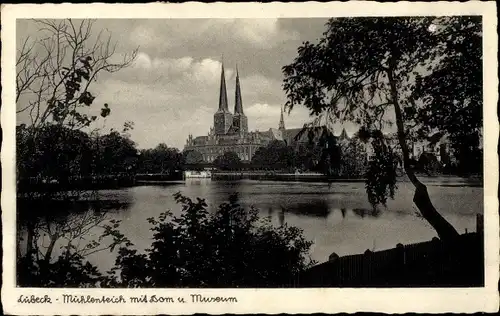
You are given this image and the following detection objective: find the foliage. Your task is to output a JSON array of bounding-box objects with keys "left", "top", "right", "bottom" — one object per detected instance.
[
  {"left": 339, "top": 138, "right": 368, "bottom": 178},
  {"left": 251, "top": 140, "right": 297, "bottom": 171},
  {"left": 412, "top": 16, "right": 482, "bottom": 175},
  {"left": 16, "top": 18, "right": 139, "bottom": 285},
  {"left": 183, "top": 149, "right": 204, "bottom": 165},
  {"left": 282, "top": 17, "right": 479, "bottom": 239},
  {"left": 17, "top": 124, "right": 94, "bottom": 181},
  {"left": 137, "top": 143, "right": 183, "bottom": 174},
  {"left": 16, "top": 123, "right": 138, "bottom": 287},
  {"left": 17, "top": 124, "right": 139, "bottom": 182},
  {"left": 105, "top": 193, "right": 316, "bottom": 288},
  {"left": 17, "top": 19, "right": 137, "bottom": 130},
  {"left": 18, "top": 190, "right": 315, "bottom": 288},
  {"left": 92, "top": 131, "right": 138, "bottom": 175},
  {"left": 294, "top": 142, "right": 323, "bottom": 172},
  {"left": 365, "top": 136, "right": 399, "bottom": 207},
  {"left": 295, "top": 126, "right": 342, "bottom": 176},
  {"left": 250, "top": 131, "right": 364, "bottom": 176},
  {"left": 417, "top": 152, "right": 442, "bottom": 175},
  {"left": 213, "top": 151, "right": 242, "bottom": 171},
  {"left": 17, "top": 212, "right": 131, "bottom": 287}
]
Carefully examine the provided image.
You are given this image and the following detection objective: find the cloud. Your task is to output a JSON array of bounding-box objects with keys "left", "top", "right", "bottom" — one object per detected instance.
[
  {"left": 241, "top": 74, "right": 284, "bottom": 104},
  {"left": 129, "top": 53, "right": 232, "bottom": 86},
  {"left": 133, "top": 54, "right": 195, "bottom": 73},
  {"left": 130, "top": 25, "right": 159, "bottom": 47},
  {"left": 246, "top": 103, "right": 310, "bottom": 132},
  {"left": 246, "top": 103, "right": 281, "bottom": 117},
  {"left": 90, "top": 78, "right": 218, "bottom": 149},
  {"left": 127, "top": 19, "right": 299, "bottom": 53},
  {"left": 188, "top": 58, "right": 222, "bottom": 84},
  {"left": 16, "top": 19, "right": 327, "bottom": 150},
  {"left": 133, "top": 52, "right": 153, "bottom": 69},
  {"left": 87, "top": 54, "right": 241, "bottom": 148},
  {"left": 233, "top": 19, "right": 299, "bottom": 47},
  {"left": 84, "top": 48, "right": 317, "bottom": 149}
]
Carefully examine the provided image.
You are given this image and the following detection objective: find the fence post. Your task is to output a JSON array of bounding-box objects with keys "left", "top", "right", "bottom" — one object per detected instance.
[
  {"left": 476, "top": 213, "right": 483, "bottom": 234},
  {"left": 395, "top": 243, "right": 406, "bottom": 285},
  {"left": 364, "top": 249, "right": 373, "bottom": 285}
]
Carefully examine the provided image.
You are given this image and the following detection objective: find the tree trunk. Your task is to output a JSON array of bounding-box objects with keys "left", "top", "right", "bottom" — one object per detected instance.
[
  {"left": 26, "top": 221, "right": 35, "bottom": 256},
  {"left": 387, "top": 67, "right": 459, "bottom": 241},
  {"left": 413, "top": 183, "right": 460, "bottom": 239},
  {"left": 44, "top": 233, "right": 59, "bottom": 263}
]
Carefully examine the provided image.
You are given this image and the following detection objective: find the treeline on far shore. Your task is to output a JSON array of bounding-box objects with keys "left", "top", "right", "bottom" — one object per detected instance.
[{"left": 17, "top": 122, "right": 482, "bottom": 194}]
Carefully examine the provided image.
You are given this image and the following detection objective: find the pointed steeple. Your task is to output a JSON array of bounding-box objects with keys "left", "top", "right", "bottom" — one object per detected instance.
[
  {"left": 218, "top": 61, "right": 229, "bottom": 112},
  {"left": 340, "top": 128, "right": 349, "bottom": 140},
  {"left": 279, "top": 106, "right": 286, "bottom": 130},
  {"left": 234, "top": 65, "right": 243, "bottom": 114}
]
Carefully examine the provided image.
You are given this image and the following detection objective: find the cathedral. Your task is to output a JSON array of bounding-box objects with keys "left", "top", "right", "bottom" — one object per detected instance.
[
  {"left": 184, "top": 62, "right": 306, "bottom": 162},
  {"left": 183, "top": 62, "right": 451, "bottom": 164}
]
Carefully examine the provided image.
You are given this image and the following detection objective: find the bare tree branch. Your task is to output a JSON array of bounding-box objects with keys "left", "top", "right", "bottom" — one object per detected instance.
[{"left": 17, "top": 18, "right": 138, "bottom": 133}]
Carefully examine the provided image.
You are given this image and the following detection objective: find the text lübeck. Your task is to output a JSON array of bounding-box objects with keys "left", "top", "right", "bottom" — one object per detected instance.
[
  {"left": 62, "top": 294, "right": 126, "bottom": 304},
  {"left": 17, "top": 295, "right": 52, "bottom": 304}
]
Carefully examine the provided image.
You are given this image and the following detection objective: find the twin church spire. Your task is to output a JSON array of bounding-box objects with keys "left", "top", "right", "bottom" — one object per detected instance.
[
  {"left": 214, "top": 60, "right": 248, "bottom": 135},
  {"left": 218, "top": 63, "right": 229, "bottom": 112},
  {"left": 234, "top": 66, "right": 244, "bottom": 115},
  {"left": 218, "top": 61, "right": 244, "bottom": 115}
]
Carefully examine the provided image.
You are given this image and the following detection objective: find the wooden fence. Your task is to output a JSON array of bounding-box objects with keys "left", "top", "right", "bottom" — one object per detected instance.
[{"left": 293, "top": 232, "right": 484, "bottom": 287}]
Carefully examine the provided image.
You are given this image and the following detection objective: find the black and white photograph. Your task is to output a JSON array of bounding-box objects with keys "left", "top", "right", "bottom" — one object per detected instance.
[{"left": 1, "top": 2, "right": 498, "bottom": 315}]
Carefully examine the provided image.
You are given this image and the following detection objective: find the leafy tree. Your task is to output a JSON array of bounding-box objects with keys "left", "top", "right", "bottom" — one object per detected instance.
[
  {"left": 412, "top": 16, "right": 483, "bottom": 175},
  {"left": 16, "top": 18, "right": 138, "bottom": 285},
  {"left": 183, "top": 149, "right": 204, "bottom": 165},
  {"left": 92, "top": 130, "right": 138, "bottom": 175},
  {"left": 417, "top": 152, "right": 442, "bottom": 175},
  {"left": 339, "top": 138, "right": 368, "bottom": 178},
  {"left": 251, "top": 140, "right": 298, "bottom": 171},
  {"left": 138, "top": 143, "right": 183, "bottom": 174},
  {"left": 294, "top": 142, "right": 322, "bottom": 172},
  {"left": 294, "top": 127, "right": 342, "bottom": 176},
  {"left": 17, "top": 214, "right": 131, "bottom": 287},
  {"left": 105, "top": 193, "right": 315, "bottom": 287},
  {"left": 283, "top": 17, "right": 480, "bottom": 240},
  {"left": 17, "top": 19, "right": 137, "bottom": 132},
  {"left": 214, "top": 151, "right": 242, "bottom": 171},
  {"left": 17, "top": 124, "right": 93, "bottom": 182}
]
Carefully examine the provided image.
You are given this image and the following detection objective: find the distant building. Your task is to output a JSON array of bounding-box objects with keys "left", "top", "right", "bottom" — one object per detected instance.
[
  {"left": 184, "top": 62, "right": 314, "bottom": 162},
  {"left": 409, "top": 134, "right": 453, "bottom": 163},
  {"left": 183, "top": 61, "right": 451, "bottom": 164}
]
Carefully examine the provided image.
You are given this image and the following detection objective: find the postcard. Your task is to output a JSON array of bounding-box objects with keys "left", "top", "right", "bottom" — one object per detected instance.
[{"left": 1, "top": 2, "right": 499, "bottom": 314}]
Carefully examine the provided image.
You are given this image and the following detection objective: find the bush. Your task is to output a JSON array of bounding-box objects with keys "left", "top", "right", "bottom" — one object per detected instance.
[
  {"left": 106, "top": 193, "right": 316, "bottom": 288},
  {"left": 18, "top": 193, "right": 315, "bottom": 288},
  {"left": 17, "top": 252, "right": 105, "bottom": 288}
]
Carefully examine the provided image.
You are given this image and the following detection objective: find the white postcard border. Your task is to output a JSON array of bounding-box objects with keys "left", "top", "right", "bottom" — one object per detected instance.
[{"left": 1, "top": 2, "right": 499, "bottom": 314}]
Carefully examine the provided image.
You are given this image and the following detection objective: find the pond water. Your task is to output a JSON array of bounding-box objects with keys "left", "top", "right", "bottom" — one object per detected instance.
[{"left": 21, "top": 177, "right": 483, "bottom": 273}]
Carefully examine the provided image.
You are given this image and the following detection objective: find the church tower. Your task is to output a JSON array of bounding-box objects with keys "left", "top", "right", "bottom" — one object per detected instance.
[
  {"left": 214, "top": 62, "right": 233, "bottom": 135},
  {"left": 278, "top": 106, "right": 286, "bottom": 131},
  {"left": 232, "top": 66, "right": 248, "bottom": 134}
]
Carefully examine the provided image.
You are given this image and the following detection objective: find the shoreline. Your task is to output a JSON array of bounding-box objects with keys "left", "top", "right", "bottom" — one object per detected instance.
[{"left": 16, "top": 173, "right": 483, "bottom": 192}]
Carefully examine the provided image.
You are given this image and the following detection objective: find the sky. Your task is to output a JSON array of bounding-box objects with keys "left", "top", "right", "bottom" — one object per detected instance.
[{"left": 16, "top": 18, "right": 359, "bottom": 149}]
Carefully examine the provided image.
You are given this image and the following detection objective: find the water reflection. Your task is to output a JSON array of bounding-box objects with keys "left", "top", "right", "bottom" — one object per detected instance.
[
  {"left": 278, "top": 208, "right": 285, "bottom": 226},
  {"left": 285, "top": 200, "right": 331, "bottom": 218},
  {"left": 17, "top": 196, "right": 133, "bottom": 226},
  {"left": 264, "top": 200, "right": 331, "bottom": 219},
  {"left": 351, "top": 207, "right": 382, "bottom": 218},
  {"left": 16, "top": 179, "right": 482, "bottom": 271},
  {"left": 263, "top": 202, "right": 383, "bottom": 221},
  {"left": 184, "top": 178, "right": 212, "bottom": 186}
]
